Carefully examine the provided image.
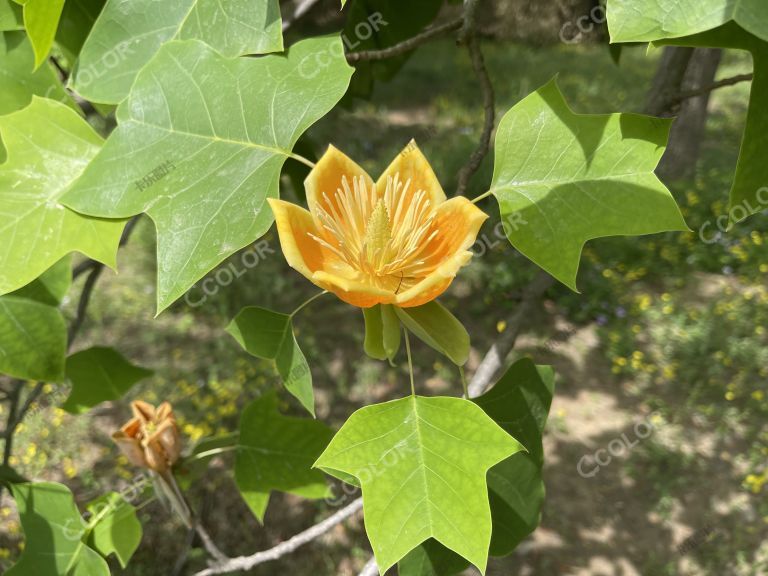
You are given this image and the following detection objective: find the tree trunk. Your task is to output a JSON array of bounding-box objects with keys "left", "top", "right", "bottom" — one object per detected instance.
[{"left": 645, "top": 47, "right": 723, "bottom": 181}]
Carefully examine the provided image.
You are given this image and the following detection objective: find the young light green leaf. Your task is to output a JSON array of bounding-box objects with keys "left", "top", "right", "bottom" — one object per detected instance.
[
  {"left": 7, "top": 482, "right": 109, "bottom": 576},
  {"left": 13, "top": 0, "right": 65, "bottom": 68},
  {"left": 86, "top": 492, "right": 142, "bottom": 569},
  {"left": 62, "top": 347, "right": 153, "bottom": 414},
  {"left": 612, "top": 21, "right": 768, "bottom": 226},
  {"left": 395, "top": 301, "right": 469, "bottom": 365},
  {"left": 490, "top": 78, "right": 688, "bottom": 291},
  {"left": 226, "top": 306, "right": 315, "bottom": 415},
  {"left": 62, "top": 37, "right": 354, "bottom": 313},
  {"left": 0, "top": 295, "right": 66, "bottom": 381},
  {"left": 315, "top": 396, "right": 522, "bottom": 573},
  {"left": 363, "top": 304, "right": 401, "bottom": 361},
  {"left": 473, "top": 358, "right": 554, "bottom": 555},
  {"left": 608, "top": 0, "right": 768, "bottom": 43},
  {"left": 0, "top": 97, "right": 125, "bottom": 296},
  {"left": 235, "top": 392, "right": 332, "bottom": 522},
  {"left": 69, "top": 0, "right": 283, "bottom": 104}
]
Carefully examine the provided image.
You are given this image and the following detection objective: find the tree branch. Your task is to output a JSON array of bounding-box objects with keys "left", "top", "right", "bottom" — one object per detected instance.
[
  {"left": 346, "top": 17, "right": 463, "bottom": 63},
  {"left": 468, "top": 270, "right": 554, "bottom": 397},
  {"left": 455, "top": 34, "right": 495, "bottom": 196},
  {"left": 666, "top": 72, "right": 753, "bottom": 107},
  {"left": 193, "top": 498, "right": 364, "bottom": 576}
]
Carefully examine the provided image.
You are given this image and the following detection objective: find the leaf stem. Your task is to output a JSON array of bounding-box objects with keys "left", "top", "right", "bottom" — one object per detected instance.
[
  {"left": 459, "top": 365, "right": 468, "bottom": 398},
  {"left": 188, "top": 445, "right": 239, "bottom": 461},
  {"left": 404, "top": 328, "right": 415, "bottom": 396},
  {"left": 471, "top": 189, "right": 493, "bottom": 204},
  {"left": 287, "top": 152, "right": 316, "bottom": 169},
  {"left": 290, "top": 290, "right": 328, "bottom": 318}
]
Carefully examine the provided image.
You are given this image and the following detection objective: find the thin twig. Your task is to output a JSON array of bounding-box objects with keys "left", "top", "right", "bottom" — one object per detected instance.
[
  {"left": 346, "top": 17, "right": 463, "bottom": 63},
  {"left": 193, "top": 498, "right": 364, "bottom": 576},
  {"left": 455, "top": 33, "right": 495, "bottom": 196},
  {"left": 68, "top": 265, "right": 103, "bottom": 343},
  {"left": 666, "top": 72, "right": 753, "bottom": 107},
  {"left": 195, "top": 522, "right": 229, "bottom": 564}
]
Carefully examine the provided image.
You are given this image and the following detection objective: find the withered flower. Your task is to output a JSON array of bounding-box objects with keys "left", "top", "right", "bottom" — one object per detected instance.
[{"left": 112, "top": 400, "right": 181, "bottom": 473}]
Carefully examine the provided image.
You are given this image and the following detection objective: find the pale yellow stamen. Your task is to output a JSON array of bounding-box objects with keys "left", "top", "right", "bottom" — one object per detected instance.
[{"left": 308, "top": 173, "right": 441, "bottom": 290}]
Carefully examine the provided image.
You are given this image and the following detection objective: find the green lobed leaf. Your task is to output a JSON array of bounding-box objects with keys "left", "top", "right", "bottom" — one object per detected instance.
[
  {"left": 474, "top": 358, "right": 555, "bottom": 556},
  {"left": 490, "top": 78, "right": 688, "bottom": 291},
  {"left": 401, "top": 358, "right": 556, "bottom": 570},
  {"left": 62, "top": 346, "right": 153, "bottom": 414},
  {"left": 12, "top": 0, "right": 65, "bottom": 69},
  {"left": 226, "top": 306, "right": 315, "bottom": 415},
  {"left": 86, "top": 492, "right": 142, "bottom": 569},
  {"left": 395, "top": 301, "right": 469, "bottom": 365},
  {"left": 611, "top": 18, "right": 768, "bottom": 225},
  {"left": 315, "top": 396, "right": 523, "bottom": 573},
  {"left": 8, "top": 482, "right": 109, "bottom": 576},
  {"left": 607, "top": 0, "right": 768, "bottom": 43},
  {"left": 0, "top": 97, "right": 125, "bottom": 296},
  {"left": 69, "top": 0, "right": 283, "bottom": 104},
  {"left": 62, "top": 37, "right": 354, "bottom": 313},
  {"left": 0, "top": 295, "right": 66, "bottom": 381},
  {"left": 235, "top": 392, "right": 333, "bottom": 522}
]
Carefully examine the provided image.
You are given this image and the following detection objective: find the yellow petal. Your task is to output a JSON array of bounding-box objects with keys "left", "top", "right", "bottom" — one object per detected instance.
[
  {"left": 376, "top": 140, "right": 446, "bottom": 207},
  {"left": 305, "top": 144, "right": 374, "bottom": 228},
  {"left": 312, "top": 270, "right": 396, "bottom": 308},
  {"left": 268, "top": 198, "right": 329, "bottom": 283},
  {"left": 396, "top": 197, "right": 487, "bottom": 307}
]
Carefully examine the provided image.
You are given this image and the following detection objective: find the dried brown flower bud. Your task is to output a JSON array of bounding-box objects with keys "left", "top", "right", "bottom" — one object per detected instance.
[{"left": 112, "top": 400, "right": 181, "bottom": 473}]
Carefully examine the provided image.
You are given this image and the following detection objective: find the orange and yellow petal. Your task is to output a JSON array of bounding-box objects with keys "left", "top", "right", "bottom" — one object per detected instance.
[
  {"left": 376, "top": 140, "right": 446, "bottom": 207},
  {"left": 305, "top": 145, "right": 374, "bottom": 228},
  {"left": 268, "top": 198, "right": 329, "bottom": 282},
  {"left": 312, "top": 270, "right": 396, "bottom": 308},
  {"left": 395, "top": 197, "right": 487, "bottom": 307}
]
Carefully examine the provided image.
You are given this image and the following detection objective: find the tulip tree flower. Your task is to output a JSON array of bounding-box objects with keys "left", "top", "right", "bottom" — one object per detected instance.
[
  {"left": 113, "top": 400, "right": 193, "bottom": 527},
  {"left": 112, "top": 400, "right": 181, "bottom": 474},
  {"left": 268, "top": 142, "right": 488, "bottom": 308}
]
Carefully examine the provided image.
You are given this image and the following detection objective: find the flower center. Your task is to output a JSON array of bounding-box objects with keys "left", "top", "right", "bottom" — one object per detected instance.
[{"left": 309, "top": 173, "right": 441, "bottom": 290}]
